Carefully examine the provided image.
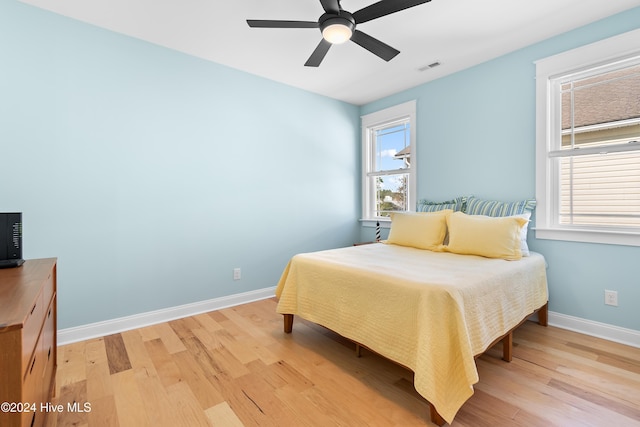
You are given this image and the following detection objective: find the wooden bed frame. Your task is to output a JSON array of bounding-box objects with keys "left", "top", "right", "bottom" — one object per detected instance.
[{"left": 281, "top": 301, "right": 548, "bottom": 426}]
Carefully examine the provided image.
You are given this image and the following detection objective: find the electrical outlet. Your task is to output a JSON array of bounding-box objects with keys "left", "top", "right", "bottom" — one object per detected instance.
[
  {"left": 604, "top": 290, "right": 618, "bottom": 306},
  {"left": 233, "top": 268, "right": 241, "bottom": 281}
]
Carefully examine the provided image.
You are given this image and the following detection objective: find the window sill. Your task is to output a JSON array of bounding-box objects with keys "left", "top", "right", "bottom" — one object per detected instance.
[
  {"left": 534, "top": 227, "right": 640, "bottom": 247},
  {"left": 359, "top": 219, "right": 391, "bottom": 228}
]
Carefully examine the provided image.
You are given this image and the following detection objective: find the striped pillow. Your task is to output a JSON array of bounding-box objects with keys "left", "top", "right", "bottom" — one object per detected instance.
[
  {"left": 417, "top": 196, "right": 466, "bottom": 213},
  {"left": 464, "top": 196, "right": 536, "bottom": 217}
]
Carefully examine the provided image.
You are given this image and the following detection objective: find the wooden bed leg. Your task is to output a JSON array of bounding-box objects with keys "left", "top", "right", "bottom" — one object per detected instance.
[
  {"left": 355, "top": 343, "right": 362, "bottom": 357},
  {"left": 283, "top": 314, "right": 293, "bottom": 333},
  {"left": 538, "top": 302, "right": 549, "bottom": 327},
  {"left": 429, "top": 404, "right": 446, "bottom": 426},
  {"left": 502, "top": 331, "right": 513, "bottom": 362}
]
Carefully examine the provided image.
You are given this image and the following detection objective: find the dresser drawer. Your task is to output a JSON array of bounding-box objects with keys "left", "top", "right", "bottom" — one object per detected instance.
[
  {"left": 22, "top": 332, "right": 45, "bottom": 427},
  {"left": 41, "top": 269, "right": 55, "bottom": 308},
  {"left": 42, "top": 298, "right": 56, "bottom": 399},
  {"left": 21, "top": 289, "right": 45, "bottom": 377}
]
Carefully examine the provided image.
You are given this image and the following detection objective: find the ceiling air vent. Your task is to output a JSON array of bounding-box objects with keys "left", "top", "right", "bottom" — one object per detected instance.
[{"left": 418, "top": 61, "right": 441, "bottom": 72}]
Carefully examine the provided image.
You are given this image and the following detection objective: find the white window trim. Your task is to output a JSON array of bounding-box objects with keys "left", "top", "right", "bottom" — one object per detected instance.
[
  {"left": 534, "top": 28, "right": 640, "bottom": 246},
  {"left": 361, "top": 100, "right": 417, "bottom": 224}
]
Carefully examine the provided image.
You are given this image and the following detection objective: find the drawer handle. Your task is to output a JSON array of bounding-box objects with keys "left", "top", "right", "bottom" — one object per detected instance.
[
  {"left": 47, "top": 346, "right": 52, "bottom": 361},
  {"left": 30, "top": 303, "right": 37, "bottom": 315},
  {"left": 48, "top": 307, "right": 52, "bottom": 318},
  {"left": 30, "top": 412, "right": 36, "bottom": 427},
  {"left": 30, "top": 355, "right": 36, "bottom": 374}
]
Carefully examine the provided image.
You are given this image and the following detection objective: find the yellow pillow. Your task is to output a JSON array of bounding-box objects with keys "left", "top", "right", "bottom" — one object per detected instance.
[
  {"left": 387, "top": 210, "right": 451, "bottom": 250},
  {"left": 445, "top": 212, "right": 527, "bottom": 260}
]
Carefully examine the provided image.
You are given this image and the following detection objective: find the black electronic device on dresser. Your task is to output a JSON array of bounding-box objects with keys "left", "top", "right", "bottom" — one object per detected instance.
[{"left": 0, "top": 212, "right": 24, "bottom": 268}]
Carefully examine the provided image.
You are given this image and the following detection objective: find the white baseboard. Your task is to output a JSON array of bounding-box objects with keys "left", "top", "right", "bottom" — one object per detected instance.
[
  {"left": 58, "top": 286, "right": 276, "bottom": 346},
  {"left": 58, "top": 290, "right": 640, "bottom": 350},
  {"left": 548, "top": 311, "right": 640, "bottom": 349}
]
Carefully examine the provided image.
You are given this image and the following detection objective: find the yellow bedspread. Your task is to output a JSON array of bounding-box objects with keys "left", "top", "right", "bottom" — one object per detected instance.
[{"left": 275, "top": 243, "right": 548, "bottom": 424}]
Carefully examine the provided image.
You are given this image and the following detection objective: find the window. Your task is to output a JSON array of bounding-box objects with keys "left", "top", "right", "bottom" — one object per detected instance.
[
  {"left": 535, "top": 29, "right": 640, "bottom": 246},
  {"left": 361, "top": 101, "right": 417, "bottom": 221}
]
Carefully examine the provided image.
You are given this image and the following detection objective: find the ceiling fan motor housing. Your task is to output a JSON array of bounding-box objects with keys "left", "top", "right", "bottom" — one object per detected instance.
[{"left": 319, "top": 12, "right": 355, "bottom": 43}]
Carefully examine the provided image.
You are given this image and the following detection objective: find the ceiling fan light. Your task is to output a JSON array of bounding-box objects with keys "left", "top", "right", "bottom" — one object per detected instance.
[{"left": 322, "top": 22, "right": 352, "bottom": 44}]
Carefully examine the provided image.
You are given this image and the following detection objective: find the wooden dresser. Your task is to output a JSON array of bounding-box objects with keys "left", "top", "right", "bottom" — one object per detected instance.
[{"left": 0, "top": 258, "right": 57, "bottom": 427}]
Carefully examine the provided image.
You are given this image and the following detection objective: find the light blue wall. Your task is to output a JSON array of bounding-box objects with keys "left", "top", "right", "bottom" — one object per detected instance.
[
  {"left": 0, "top": 2, "right": 360, "bottom": 329},
  {"left": 360, "top": 7, "right": 640, "bottom": 331}
]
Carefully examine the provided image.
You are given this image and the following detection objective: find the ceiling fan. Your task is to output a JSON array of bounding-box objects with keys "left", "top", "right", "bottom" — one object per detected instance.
[{"left": 247, "top": 0, "right": 432, "bottom": 67}]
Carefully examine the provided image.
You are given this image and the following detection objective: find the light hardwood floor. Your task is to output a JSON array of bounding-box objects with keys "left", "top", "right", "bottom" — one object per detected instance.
[{"left": 46, "top": 298, "right": 640, "bottom": 426}]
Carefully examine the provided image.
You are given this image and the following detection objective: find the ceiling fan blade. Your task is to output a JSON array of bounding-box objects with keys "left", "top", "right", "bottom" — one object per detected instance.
[
  {"left": 247, "top": 20, "right": 318, "bottom": 28},
  {"left": 305, "top": 39, "right": 332, "bottom": 67},
  {"left": 352, "top": 0, "right": 432, "bottom": 24},
  {"left": 319, "top": 0, "right": 341, "bottom": 14},
  {"left": 350, "top": 30, "right": 399, "bottom": 61}
]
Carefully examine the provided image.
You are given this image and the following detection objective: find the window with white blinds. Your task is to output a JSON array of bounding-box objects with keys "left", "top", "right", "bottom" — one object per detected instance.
[
  {"left": 535, "top": 28, "right": 640, "bottom": 246},
  {"left": 556, "top": 63, "right": 640, "bottom": 227}
]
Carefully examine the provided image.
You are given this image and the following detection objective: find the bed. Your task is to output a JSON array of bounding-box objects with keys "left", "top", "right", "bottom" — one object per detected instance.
[{"left": 274, "top": 202, "right": 548, "bottom": 425}]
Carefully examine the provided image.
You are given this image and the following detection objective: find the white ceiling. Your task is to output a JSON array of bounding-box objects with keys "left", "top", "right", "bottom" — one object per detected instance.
[{"left": 20, "top": 0, "right": 640, "bottom": 105}]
